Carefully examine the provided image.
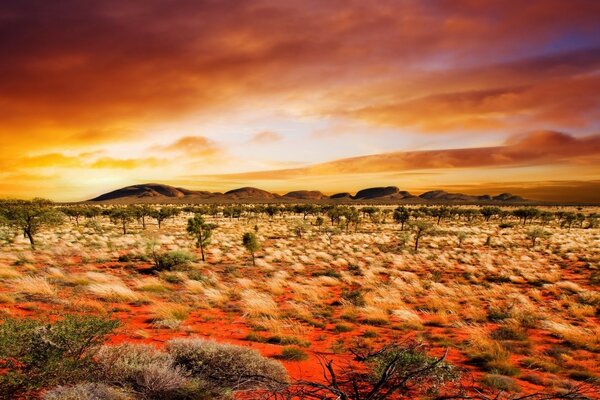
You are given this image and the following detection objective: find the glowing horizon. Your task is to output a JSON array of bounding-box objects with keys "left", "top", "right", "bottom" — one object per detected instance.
[{"left": 1, "top": 1, "right": 599, "bottom": 202}]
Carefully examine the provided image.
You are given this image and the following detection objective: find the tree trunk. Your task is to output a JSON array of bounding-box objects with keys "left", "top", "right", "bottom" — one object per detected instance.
[
  {"left": 414, "top": 235, "right": 420, "bottom": 252},
  {"left": 25, "top": 228, "right": 35, "bottom": 249},
  {"left": 122, "top": 220, "right": 127, "bottom": 235},
  {"left": 251, "top": 251, "right": 255, "bottom": 266},
  {"left": 200, "top": 244, "right": 205, "bottom": 262}
]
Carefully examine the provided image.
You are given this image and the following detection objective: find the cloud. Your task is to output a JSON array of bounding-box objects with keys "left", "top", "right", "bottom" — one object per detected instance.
[
  {"left": 1, "top": 0, "right": 600, "bottom": 150},
  {"left": 215, "top": 131, "right": 600, "bottom": 179},
  {"left": 249, "top": 130, "right": 282, "bottom": 144},
  {"left": 158, "top": 136, "right": 223, "bottom": 158}
]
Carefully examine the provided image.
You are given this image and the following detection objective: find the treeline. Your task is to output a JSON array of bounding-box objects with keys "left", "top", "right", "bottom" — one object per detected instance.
[{"left": 0, "top": 199, "right": 597, "bottom": 249}]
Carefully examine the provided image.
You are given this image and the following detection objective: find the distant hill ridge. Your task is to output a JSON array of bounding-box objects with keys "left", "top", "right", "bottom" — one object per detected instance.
[{"left": 88, "top": 184, "right": 528, "bottom": 204}]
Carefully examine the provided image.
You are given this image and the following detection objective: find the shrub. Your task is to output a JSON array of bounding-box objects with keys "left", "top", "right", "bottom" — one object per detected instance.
[
  {"left": 482, "top": 374, "right": 519, "bottom": 392},
  {"left": 44, "top": 382, "right": 131, "bottom": 400},
  {"left": 341, "top": 289, "right": 366, "bottom": 306},
  {"left": 95, "top": 343, "right": 208, "bottom": 399},
  {"left": 333, "top": 323, "right": 354, "bottom": 333},
  {"left": 153, "top": 251, "right": 193, "bottom": 271},
  {"left": 279, "top": 347, "right": 309, "bottom": 361},
  {"left": 0, "top": 315, "right": 119, "bottom": 397},
  {"left": 166, "top": 338, "right": 288, "bottom": 391}
]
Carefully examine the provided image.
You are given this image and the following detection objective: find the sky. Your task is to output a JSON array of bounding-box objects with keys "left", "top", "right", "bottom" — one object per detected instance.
[{"left": 1, "top": 0, "right": 599, "bottom": 202}]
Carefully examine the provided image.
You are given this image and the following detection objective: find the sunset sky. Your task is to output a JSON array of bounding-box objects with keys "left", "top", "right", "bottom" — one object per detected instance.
[{"left": 1, "top": 1, "right": 600, "bottom": 202}]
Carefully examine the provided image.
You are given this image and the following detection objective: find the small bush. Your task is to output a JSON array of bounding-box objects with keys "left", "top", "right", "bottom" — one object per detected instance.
[
  {"left": 166, "top": 338, "right": 289, "bottom": 391},
  {"left": 482, "top": 374, "right": 519, "bottom": 392},
  {"left": 44, "top": 382, "right": 131, "bottom": 400},
  {"left": 341, "top": 289, "right": 366, "bottom": 306},
  {"left": 96, "top": 343, "right": 208, "bottom": 399},
  {"left": 333, "top": 323, "right": 354, "bottom": 333},
  {"left": 279, "top": 347, "right": 309, "bottom": 361},
  {"left": 0, "top": 315, "right": 119, "bottom": 397},
  {"left": 153, "top": 251, "right": 193, "bottom": 271}
]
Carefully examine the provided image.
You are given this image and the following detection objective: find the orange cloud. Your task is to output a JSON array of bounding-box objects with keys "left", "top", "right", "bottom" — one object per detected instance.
[
  {"left": 216, "top": 131, "right": 600, "bottom": 179},
  {"left": 158, "top": 136, "right": 223, "bottom": 158},
  {"left": 249, "top": 131, "right": 283, "bottom": 144}
]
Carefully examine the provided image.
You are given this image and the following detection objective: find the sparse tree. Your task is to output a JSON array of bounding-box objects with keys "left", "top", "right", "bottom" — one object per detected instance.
[
  {"left": 187, "top": 214, "right": 217, "bottom": 262},
  {"left": 480, "top": 206, "right": 501, "bottom": 222},
  {"left": 393, "top": 206, "right": 410, "bottom": 230},
  {"left": 0, "top": 198, "right": 63, "bottom": 249},
  {"left": 411, "top": 221, "right": 433, "bottom": 252},
  {"left": 324, "top": 227, "right": 341, "bottom": 246},
  {"left": 242, "top": 232, "right": 260, "bottom": 266},
  {"left": 107, "top": 207, "right": 133, "bottom": 235},
  {"left": 527, "top": 227, "right": 551, "bottom": 248},
  {"left": 150, "top": 206, "right": 179, "bottom": 229}
]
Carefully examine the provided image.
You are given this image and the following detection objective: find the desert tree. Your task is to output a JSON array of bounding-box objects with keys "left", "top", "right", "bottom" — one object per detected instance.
[
  {"left": 242, "top": 232, "right": 260, "bottom": 266},
  {"left": 187, "top": 214, "right": 216, "bottom": 262},
  {"left": 393, "top": 206, "right": 410, "bottom": 230},
  {"left": 527, "top": 227, "right": 551, "bottom": 249},
  {"left": 558, "top": 211, "right": 577, "bottom": 230},
  {"left": 292, "top": 222, "right": 309, "bottom": 239},
  {"left": 106, "top": 207, "right": 133, "bottom": 235},
  {"left": 456, "top": 231, "right": 468, "bottom": 248},
  {"left": 410, "top": 221, "right": 433, "bottom": 252},
  {"left": 431, "top": 206, "right": 451, "bottom": 225},
  {"left": 0, "top": 198, "right": 63, "bottom": 249},
  {"left": 128, "top": 204, "right": 153, "bottom": 229},
  {"left": 295, "top": 204, "right": 316, "bottom": 220},
  {"left": 513, "top": 207, "right": 540, "bottom": 225},
  {"left": 82, "top": 205, "right": 102, "bottom": 220},
  {"left": 315, "top": 216, "right": 324, "bottom": 229},
  {"left": 380, "top": 208, "right": 392, "bottom": 224},
  {"left": 480, "top": 206, "right": 501, "bottom": 222},
  {"left": 324, "top": 226, "right": 341, "bottom": 246},
  {"left": 59, "top": 205, "right": 87, "bottom": 226},
  {"left": 150, "top": 206, "right": 179, "bottom": 229}
]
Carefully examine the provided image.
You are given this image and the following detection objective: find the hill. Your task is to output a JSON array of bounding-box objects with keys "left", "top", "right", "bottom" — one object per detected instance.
[{"left": 87, "top": 183, "right": 531, "bottom": 204}]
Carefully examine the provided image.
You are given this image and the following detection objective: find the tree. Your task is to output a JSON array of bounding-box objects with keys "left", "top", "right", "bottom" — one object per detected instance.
[
  {"left": 527, "top": 227, "right": 551, "bottom": 249},
  {"left": 513, "top": 207, "right": 540, "bottom": 225},
  {"left": 107, "top": 207, "right": 133, "bottom": 235},
  {"left": 480, "top": 206, "right": 501, "bottom": 222},
  {"left": 411, "top": 221, "right": 433, "bottom": 252},
  {"left": 242, "top": 232, "right": 260, "bottom": 266},
  {"left": 0, "top": 198, "right": 63, "bottom": 249},
  {"left": 187, "top": 214, "right": 216, "bottom": 262},
  {"left": 150, "top": 206, "right": 179, "bottom": 229},
  {"left": 59, "top": 205, "right": 87, "bottom": 226},
  {"left": 128, "top": 205, "right": 152, "bottom": 230},
  {"left": 393, "top": 206, "right": 410, "bottom": 230},
  {"left": 324, "top": 227, "right": 341, "bottom": 246}
]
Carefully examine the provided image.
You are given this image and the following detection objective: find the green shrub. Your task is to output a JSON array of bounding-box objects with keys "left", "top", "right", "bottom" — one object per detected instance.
[
  {"left": 0, "top": 315, "right": 119, "bottom": 397},
  {"left": 153, "top": 251, "right": 193, "bottom": 271},
  {"left": 279, "top": 347, "right": 309, "bottom": 361}
]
